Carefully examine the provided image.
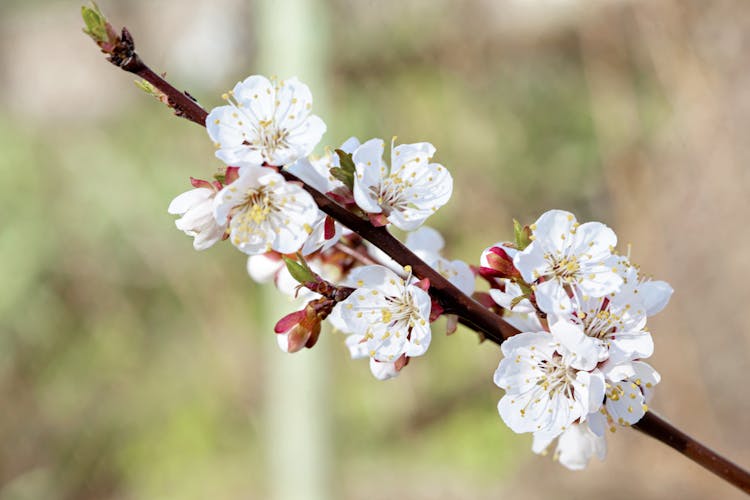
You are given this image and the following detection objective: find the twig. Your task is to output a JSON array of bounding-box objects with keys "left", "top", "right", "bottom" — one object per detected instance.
[{"left": 333, "top": 242, "right": 379, "bottom": 266}]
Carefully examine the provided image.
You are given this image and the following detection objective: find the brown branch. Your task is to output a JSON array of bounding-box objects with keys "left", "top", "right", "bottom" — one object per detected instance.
[
  {"left": 85, "top": 21, "right": 750, "bottom": 494},
  {"left": 633, "top": 412, "right": 750, "bottom": 493}
]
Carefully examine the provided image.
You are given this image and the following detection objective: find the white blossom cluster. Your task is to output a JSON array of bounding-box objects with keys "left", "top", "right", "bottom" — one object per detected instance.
[
  {"left": 168, "top": 75, "right": 462, "bottom": 378},
  {"left": 166, "top": 74, "right": 674, "bottom": 471},
  {"left": 483, "top": 210, "right": 673, "bottom": 470}
]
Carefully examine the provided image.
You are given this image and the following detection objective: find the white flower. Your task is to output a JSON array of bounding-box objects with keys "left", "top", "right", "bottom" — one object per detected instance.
[
  {"left": 286, "top": 138, "right": 361, "bottom": 255},
  {"left": 614, "top": 257, "right": 674, "bottom": 317},
  {"left": 351, "top": 138, "right": 453, "bottom": 231},
  {"left": 337, "top": 265, "right": 432, "bottom": 362},
  {"left": 406, "top": 227, "right": 475, "bottom": 296},
  {"left": 551, "top": 292, "right": 653, "bottom": 369},
  {"left": 214, "top": 165, "right": 318, "bottom": 255},
  {"left": 589, "top": 360, "right": 660, "bottom": 433},
  {"left": 168, "top": 182, "right": 227, "bottom": 250},
  {"left": 532, "top": 422, "right": 607, "bottom": 471},
  {"left": 494, "top": 332, "right": 605, "bottom": 435},
  {"left": 206, "top": 75, "right": 326, "bottom": 166},
  {"left": 514, "top": 210, "right": 623, "bottom": 315}
]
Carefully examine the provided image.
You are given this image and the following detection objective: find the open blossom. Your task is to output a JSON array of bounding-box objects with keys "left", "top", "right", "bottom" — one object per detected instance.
[
  {"left": 168, "top": 179, "right": 227, "bottom": 250},
  {"left": 336, "top": 265, "right": 432, "bottom": 363},
  {"left": 351, "top": 138, "right": 452, "bottom": 231},
  {"left": 214, "top": 165, "right": 318, "bottom": 255},
  {"left": 551, "top": 294, "right": 652, "bottom": 369},
  {"left": 590, "top": 360, "right": 661, "bottom": 433},
  {"left": 206, "top": 75, "right": 326, "bottom": 166},
  {"left": 494, "top": 332, "right": 605, "bottom": 435},
  {"left": 514, "top": 209, "right": 623, "bottom": 315},
  {"left": 614, "top": 257, "right": 674, "bottom": 317}
]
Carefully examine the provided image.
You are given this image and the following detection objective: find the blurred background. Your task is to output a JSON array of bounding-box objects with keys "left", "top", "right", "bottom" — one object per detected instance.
[{"left": 1, "top": 0, "right": 749, "bottom": 498}]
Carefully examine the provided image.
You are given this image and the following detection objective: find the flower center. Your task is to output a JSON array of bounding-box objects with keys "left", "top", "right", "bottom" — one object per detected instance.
[
  {"left": 537, "top": 354, "right": 577, "bottom": 400},
  {"left": 549, "top": 255, "right": 581, "bottom": 283},
  {"left": 370, "top": 173, "right": 413, "bottom": 215},
  {"left": 257, "top": 120, "right": 290, "bottom": 156}
]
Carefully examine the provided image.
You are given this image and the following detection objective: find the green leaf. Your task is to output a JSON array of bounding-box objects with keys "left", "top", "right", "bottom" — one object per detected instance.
[
  {"left": 331, "top": 149, "right": 356, "bottom": 191},
  {"left": 335, "top": 149, "right": 355, "bottom": 173},
  {"left": 81, "top": 2, "right": 109, "bottom": 43},
  {"left": 513, "top": 219, "right": 532, "bottom": 251},
  {"left": 283, "top": 256, "right": 315, "bottom": 284},
  {"left": 330, "top": 167, "right": 354, "bottom": 191},
  {"left": 509, "top": 295, "right": 526, "bottom": 309}
]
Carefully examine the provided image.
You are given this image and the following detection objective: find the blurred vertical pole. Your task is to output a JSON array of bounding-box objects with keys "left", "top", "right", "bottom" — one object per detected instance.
[{"left": 256, "top": 0, "right": 330, "bottom": 499}]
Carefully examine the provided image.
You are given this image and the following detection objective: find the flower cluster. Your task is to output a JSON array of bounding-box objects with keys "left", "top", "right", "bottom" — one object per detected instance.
[
  {"left": 168, "top": 74, "right": 462, "bottom": 379},
  {"left": 166, "top": 74, "right": 673, "bottom": 471},
  {"left": 483, "top": 210, "right": 672, "bottom": 470}
]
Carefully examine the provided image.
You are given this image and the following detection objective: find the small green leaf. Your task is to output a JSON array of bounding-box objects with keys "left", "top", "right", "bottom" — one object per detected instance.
[
  {"left": 509, "top": 295, "right": 526, "bottom": 309},
  {"left": 334, "top": 149, "right": 355, "bottom": 174},
  {"left": 513, "top": 219, "right": 532, "bottom": 251},
  {"left": 213, "top": 173, "right": 226, "bottom": 184},
  {"left": 81, "top": 2, "right": 109, "bottom": 43},
  {"left": 330, "top": 167, "right": 354, "bottom": 191},
  {"left": 283, "top": 256, "right": 315, "bottom": 284},
  {"left": 331, "top": 149, "right": 356, "bottom": 191}
]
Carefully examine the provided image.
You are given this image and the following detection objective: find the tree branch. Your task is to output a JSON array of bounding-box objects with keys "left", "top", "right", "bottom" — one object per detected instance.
[{"left": 85, "top": 22, "right": 750, "bottom": 494}]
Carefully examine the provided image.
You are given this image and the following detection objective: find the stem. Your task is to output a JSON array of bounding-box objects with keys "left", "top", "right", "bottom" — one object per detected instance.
[
  {"left": 87, "top": 25, "right": 750, "bottom": 494},
  {"left": 633, "top": 412, "right": 750, "bottom": 493},
  {"left": 333, "top": 242, "right": 379, "bottom": 266}
]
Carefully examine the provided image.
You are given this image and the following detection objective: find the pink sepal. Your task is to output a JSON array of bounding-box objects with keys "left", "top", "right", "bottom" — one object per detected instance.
[
  {"left": 274, "top": 310, "right": 306, "bottom": 334},
  {"left": 190, "top": 177, "right": 214, "bottom": 190},
  {"left": 327, "top": 188, "right": 355, "bottom": 205},
  {"left": 368, "top": 213, "right": 389, "bottom": 227},
  {"left": 429, "top": 299, "right": 444, "bottom": 322},
  {"left": 445, "top": 314, "right": 459, "bottom": 335},
  {"left": 394, "top": 354, "right": 409, "bottom": 372},
  {"left": 414, "top": 278, "right": 430, "bottom": 292},
  {"left": 225, "top": 166, "right": 240, "bottom": 185},
  {"left": 324, "top": 216, "right": 336, "bottom": 240}
]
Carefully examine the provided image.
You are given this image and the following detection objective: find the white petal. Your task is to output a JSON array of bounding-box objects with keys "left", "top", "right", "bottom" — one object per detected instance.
[
  {"left": 639, "top": 280, "right": 673, "bottom": 316},
  {"left": 274, "top": 77, "right": 314, "bottom": 130},
  {"left": 513, "top": 243, "right": 549, "bottom": 284},
  {"left": 347, "top": 265, "right": 404, "bottom": 296},
  {"left": 233, "top": 75, "right": 275, "bottom": 120},
  {"left": 535, "top": 279, "right": 574, "bottom": 316},
  {"left": 531, "top": 209, "right": 577, "bottom": 255},
  {"left": 571, "top": 221, "right": 617, "bottom": 262},
  {"left": 369, "top": 359, "right": 400, "bottom": 380},
  {"left": 352, "top": 138, "right": 386, "bottom": 213},
  {"left": 345, "top": 333, "right": 368, "bottom": 359},
  {"left": 405, "top": 226, "right": 445, "bottom": 257},
  {"left": 168, "top": 188, "right": 212, "bottom": 214},
  {"left": 391, "top": 142, "right": 436, "bottom": 171},
  {"left": 246, "top": 254, "right": 284, "bottom": 283},
  {"left": 550, "top": 320, "right": 604, "bottom": 371},
  {"left": 555, "top": 423, "right": 607, "bottom": 470},
  {"left": 339, "top": 136, "right": 361, "bottom": 154}
]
